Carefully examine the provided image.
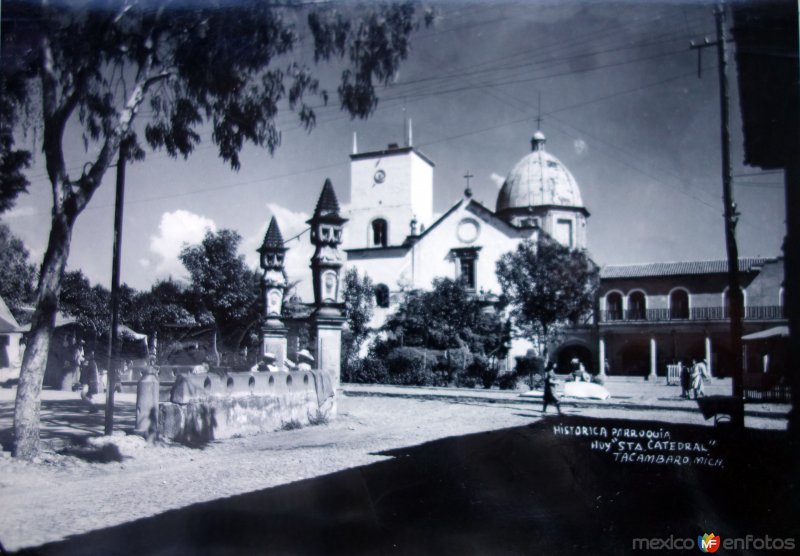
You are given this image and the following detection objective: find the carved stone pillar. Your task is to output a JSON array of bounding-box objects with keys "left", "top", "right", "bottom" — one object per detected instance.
[{"left": 258, "top": 216, "right": 288, "bottom": 368}]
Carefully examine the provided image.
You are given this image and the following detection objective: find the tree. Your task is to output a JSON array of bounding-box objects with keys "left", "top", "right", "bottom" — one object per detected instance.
[
  {"left": 0, "top": 224, "right": 36, "bottom": 320},
  {"left": 342, "top": 267, "right": 375, "bottom": 363},
  {"left": 59, "top": 270, "right": 111, "bottom": 338},
  {"left": 383, "top": 278, "right": 507, "bottom": 354},
  {"left": 0, "top": 72, "right": 31, "bottom": 214},
  {"left": 4, "top": 0, "right": 429, "bottom": 458},
  {"left": 369, "top": 278, "right": 509, "bottom": 387},
  {"left": 496, "top": 237, "right": 599, "bottom": 364},
  {"left": 179, "top": 229, "right": 260, "bottom": 363},
  {"left": 124, "top": 279, "right": 195, "bottom": 337}
]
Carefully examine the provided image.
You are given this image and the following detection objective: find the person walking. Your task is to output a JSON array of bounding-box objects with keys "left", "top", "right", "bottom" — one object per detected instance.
[
  {"left": 692, "top": 359, "right": 709, "bottom": 399},
  {"left": 79, "top": 351, "right": 100, "bottom": 413},
  {"left": 542, "top": 364, "right": 562, "bottom": 415},
  {"left": 69, "top": 339, "right": 85, "bottom": 391},
  {"left": 679, "top": 361, "right": 691, "bottom": 399}
]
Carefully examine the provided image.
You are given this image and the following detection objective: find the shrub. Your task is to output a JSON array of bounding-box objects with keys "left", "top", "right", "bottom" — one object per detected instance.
[
  {"left": 463, "top": 355, "right": 497, "bottom": 389},
  {"left": 515, "top": 355, "right": 544, "bottom": 389},
  {"left": 280, "top": 419, "right": 303, "bottom": 431},
  {"left": 343, "top": 357, "right": 389, "bottom": 384},
  {"left": 307, "top": 409, "right": 329, "bottom": 426},
  {"left": 496, "top": 372, "right": 519, "bottom": 390},
  {"left": 387, "top": 347, "right": 432, "bottom": 386}
]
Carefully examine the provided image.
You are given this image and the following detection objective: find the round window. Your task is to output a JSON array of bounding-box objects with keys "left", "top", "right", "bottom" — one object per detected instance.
[{"left": 456, "top": 218, "right": 480, "bottom": 243}]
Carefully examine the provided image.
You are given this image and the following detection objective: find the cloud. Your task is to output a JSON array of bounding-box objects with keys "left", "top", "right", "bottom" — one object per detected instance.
[
  {"left": 149, "top": 210, "right": 216, "bottom": 279},
  {"left": 138, "top": 258, "right": 151, "bottom": 268},
  {"left": 243, "top": 203, "right": 316, "bottom": 301},
  {"left": 1, "top": 206, "right": 37, "bottom": 220},
  {"left": 490, "top": 172, "right": 505, "bottom": 189},
  {"left": 573, "top": 139, "right": 588, "bottom": 156}
]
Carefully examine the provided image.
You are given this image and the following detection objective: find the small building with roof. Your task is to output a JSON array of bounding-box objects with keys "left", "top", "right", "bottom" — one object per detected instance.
[{"left": 0, "top": 296, "right": 24, "bottom": 383}]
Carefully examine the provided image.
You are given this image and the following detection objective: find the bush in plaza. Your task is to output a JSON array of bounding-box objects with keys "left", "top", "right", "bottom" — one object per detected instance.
[
  {"left": 516, "top": 355, "right": 545, "bottom": 390},
  {"left": 496, "top": 372, "right": 519, "bottom": 390},
  {"left": 342, "top": 357, "right": 389, "bottom": 384},
  {"left": 386, "top": 347, "right": 433, "bottom": 386},
  {"left": 450, "top": 354, "right": 496, "bottom": 389}
]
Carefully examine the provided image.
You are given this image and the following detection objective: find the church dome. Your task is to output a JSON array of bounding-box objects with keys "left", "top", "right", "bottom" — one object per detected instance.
[{"left": 495, "top": 132, "right": 583, "bottom": 215}]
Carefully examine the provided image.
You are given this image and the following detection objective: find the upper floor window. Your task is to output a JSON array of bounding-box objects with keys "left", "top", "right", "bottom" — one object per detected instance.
[
  {"left": 669, "top": 289, "right": 689, "bottom": 320},
  {"left": 628, "top": 291, "right": 647, "bottom": 320},
  {"left": 374, "top": 283, "right": 390, "bottom": 308},
  {"left": 723, "top": 287, "right": 746, "bottom": 318},
  {"left": 451, "top": 247, "right": 481, "bottom": 291},
  {"left": 459, "top": 258, "right": 476, "bottom": 290},
  {"left": 555, "top": 218, "right": 574, "bottom": 248},
  {"left": 371, "top": 219, "right": 388, "bottom": 247},
  {"left": 606, "top": 292, "right": 622, "bottom": 321}
]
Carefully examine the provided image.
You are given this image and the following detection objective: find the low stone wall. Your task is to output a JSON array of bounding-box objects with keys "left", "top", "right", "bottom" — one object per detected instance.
[{"left": 156, "top": 370, "right": 335, "bottom": 444}]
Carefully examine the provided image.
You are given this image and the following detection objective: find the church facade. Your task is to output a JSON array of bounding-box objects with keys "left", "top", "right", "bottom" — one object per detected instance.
[{"left": 343, "top": 130, "right": 589, "bottom": 363}]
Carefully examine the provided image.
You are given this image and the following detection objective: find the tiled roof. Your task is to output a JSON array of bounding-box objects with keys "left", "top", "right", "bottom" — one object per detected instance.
[
  {"left": 0, "top": 296, "right": 21, "bottom": 333},
  {"left": 600, "top": 258, "right": 771, "bottom": 279},
  {"left": 260, "top": 216, "right": 285, "bottom": 250}
]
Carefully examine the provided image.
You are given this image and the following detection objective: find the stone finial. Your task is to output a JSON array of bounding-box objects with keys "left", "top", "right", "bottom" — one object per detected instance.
[{"left": 308, "top": 179, "right": 348, "bottom": 313}]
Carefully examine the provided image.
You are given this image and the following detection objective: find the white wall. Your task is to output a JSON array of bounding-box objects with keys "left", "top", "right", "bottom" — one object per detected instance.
[{"left": 0, "top": 333, "right": 23, "bottom": 383}]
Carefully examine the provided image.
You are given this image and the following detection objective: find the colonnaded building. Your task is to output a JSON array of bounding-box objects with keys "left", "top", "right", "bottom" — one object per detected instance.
[{"left": 341, "top": 129, "right": 786, "bottom": 379}]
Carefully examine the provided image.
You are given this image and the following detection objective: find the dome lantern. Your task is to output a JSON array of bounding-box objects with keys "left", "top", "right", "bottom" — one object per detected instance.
[{"left": 531, "top": 130, "right": 546, "bottom": 152}]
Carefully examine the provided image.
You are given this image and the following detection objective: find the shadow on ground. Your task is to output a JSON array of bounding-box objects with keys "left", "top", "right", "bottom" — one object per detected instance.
[
  {"left": 0, "top": 394, "right": 136, "bottom": 454},
  {"left": 15, "top": 415, "right": 800, "bottom": 555}
]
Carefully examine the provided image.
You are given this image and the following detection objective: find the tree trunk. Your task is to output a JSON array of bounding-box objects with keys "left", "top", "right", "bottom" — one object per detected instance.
[{"left": 13, "top": 213, "right": 74, "bottom": 459}]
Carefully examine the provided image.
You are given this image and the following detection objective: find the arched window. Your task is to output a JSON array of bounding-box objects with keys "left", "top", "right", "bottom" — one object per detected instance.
[
  {"left": 669, "top": 289, "right": 689, "bottom": 320},
  {"left": 374, "top": 283, "right": 390, "bottom": 308},
  {"left": 628, "top": 291, "right": 647, "bottom": 320},
  {"left": 605, "top": 292, "right": 622, "bottom": 321},
  {"left": 371, "top": 219, "right": 388, "bottom": 247},
  {"left": 723, "top": 287, "right": 746, "bottom": 318}
]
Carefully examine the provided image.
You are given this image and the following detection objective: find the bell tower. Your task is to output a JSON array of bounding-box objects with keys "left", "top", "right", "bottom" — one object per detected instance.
[{"left": 347, "top": 142, "right": 434, "bottom": 249}]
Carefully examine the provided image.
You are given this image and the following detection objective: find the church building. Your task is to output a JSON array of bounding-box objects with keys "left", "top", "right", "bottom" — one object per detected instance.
[
  {"left": 344, "top": 130, "right": 587, "bottom": 306},
  {"left": 343, "top": 129, "right": 588, "bottom": 361}
]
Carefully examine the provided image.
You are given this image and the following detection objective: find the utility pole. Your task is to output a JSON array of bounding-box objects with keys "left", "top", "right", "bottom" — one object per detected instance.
[
  {"left": 105, "top": 142, "right": 127, "bottom": 435},
  {"left": 691, "top": 3, "right": 744, "bottom": 423}
]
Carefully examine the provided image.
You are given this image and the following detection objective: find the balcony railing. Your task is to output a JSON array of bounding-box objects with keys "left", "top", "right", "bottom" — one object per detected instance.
[{"left": 600, "top": 305, "right": 784, "bottom": 323}]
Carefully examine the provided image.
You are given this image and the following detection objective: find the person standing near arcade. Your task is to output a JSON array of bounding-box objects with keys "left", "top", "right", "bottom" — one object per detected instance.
[{"left": 542, "top": 363, "right": 562, "bottom": 415}]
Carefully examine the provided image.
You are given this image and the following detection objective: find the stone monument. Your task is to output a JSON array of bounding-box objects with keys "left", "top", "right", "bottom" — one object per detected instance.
[
  {"left": 258, "top": 216, "right": 289, "bottom": 369},
  {"left": 308, "top": 179, "right": 347, "bottom": 388}
]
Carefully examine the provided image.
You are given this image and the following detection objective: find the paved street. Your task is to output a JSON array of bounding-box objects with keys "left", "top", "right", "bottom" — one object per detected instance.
[{"left": 0, "top": 378, "right": 791, "bottom": 553}]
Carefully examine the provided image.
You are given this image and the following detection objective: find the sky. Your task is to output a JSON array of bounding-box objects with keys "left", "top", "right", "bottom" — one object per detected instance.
[{"left": 2, "top": 0, "right": 787, "bottom": 302}]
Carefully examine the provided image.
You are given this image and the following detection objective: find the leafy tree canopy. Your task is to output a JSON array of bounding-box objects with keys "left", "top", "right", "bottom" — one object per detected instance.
[
  {"left": 343, "top": 267, "right": 375, "bottom": 351},
  {"left": 0, "top": 223, "right": 36, "bottom": 320},
  {"left": 59, "top": 269, "right": 112, "bottom": 336},
  {"left": 496, "top": 237, "right": 599, "bottom": 362},
  {"left": 381, "top": 277, "right": 509, "bottom": 357},
  {"left": 179, "top": 229, "right": 260, "bottom": 343}
]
